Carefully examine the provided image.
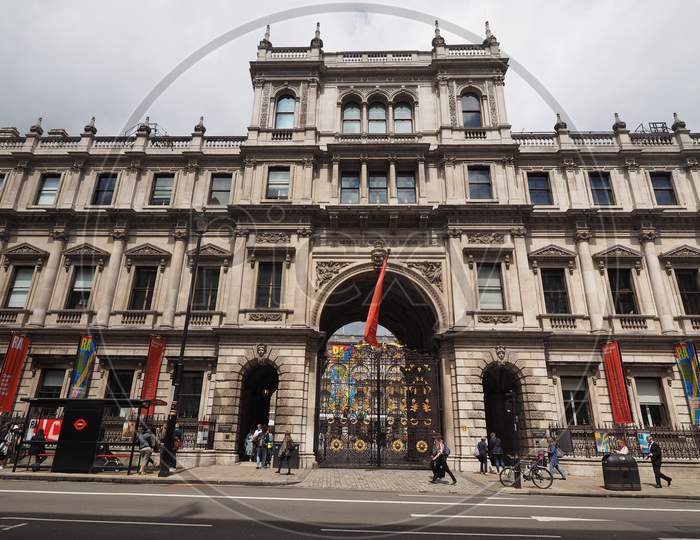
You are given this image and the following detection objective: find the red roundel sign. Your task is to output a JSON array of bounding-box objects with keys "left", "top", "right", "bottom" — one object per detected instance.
[{"left": 73, "top": 418, "right": 87, "bottom": 431}]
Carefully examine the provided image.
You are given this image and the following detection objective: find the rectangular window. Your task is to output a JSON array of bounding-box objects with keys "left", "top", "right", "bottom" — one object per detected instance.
[
  {"left": 0, "top": 174, "right": 5, "bottom": 192},
  {"left": 177, "top": 371, "right": 204, "bottom": 418},
  {"left": 589, "top": 172, "right": 614, "bottom": 205},
  {"left": 36, "top": 369, "right": 65, "bottom": 399},
  {"left": 5, "top": 267, "right": 33, "bottom": 308},
  {"left": 541, "top": 268, "right": 570, "bottom": 314},
  {"left": 92, "top": 173, "right": 117, "bottom": 206},
  {"left": 266, "top": 168, "right": 289, "bottom": 200},
  {"left": 368, "top": 173, "right": 387, "bottom": 204},
  {"left": 105, "top": 368, "right": 135, "bottom": 416},
  {"left": 36, "top": 174, "right": 60, "bottom": 205},
  {"left": 561, "top": 377, "right": 592, "bottom": 426},
  {"left": 149, "top": 174, "right": 174, "bottom": 205},
  {"left": 650, "top": 172, "right": 677, "bottom": 206},
  {"left": 527, "top": 172, "right": 553, "bottom": 205},
  {"left": 468, "top": 167, "right": 492, "bottom": 199},
  {"left": 208, "top": 173, "right": 232, "bottom": 205},
  {"left": 255, "top": 261, "right": 283, "bottom": 308},
  {"left": 477, "top": 263, "right": 504, "bottom": 310},
  {"left": 608, "top": 268, "right": 638, "bottom": 314},
  {"left": 636, "top": 378, "right": 667, "bottom": 427},
  {"left": 128, "top": 267, "right": 158, "bottom": 310},
  {"left": 676, "top": 269, "right": 700, "bottom": 315},
  {"left": 340, "top": 173, "right": 360, "bottom": 204},
  {"left": 65, "top": 266, "right": 95, "bottom": 309},
  {"left": 192, "top": 267, "right": 220, "bottom": 310},
  {"left": 397, "top": 172, "right": 416, "bottom": 204}
]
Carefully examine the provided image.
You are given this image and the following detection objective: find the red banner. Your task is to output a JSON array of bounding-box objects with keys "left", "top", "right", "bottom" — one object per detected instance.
[
  {"left": 140, "top": 335, "right": 165, "bottom": 415},
  {"left": 602, "top": 341, "right": 633, "bottom": 424},
  {"left": 0, "top": 333, "right": 31, "bottom": 412},
  {"left": 364, "top": 256, "right": 388, "bottom": 347}
]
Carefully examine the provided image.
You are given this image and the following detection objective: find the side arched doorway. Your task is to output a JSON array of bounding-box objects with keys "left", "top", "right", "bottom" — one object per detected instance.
[
  {"left": 237, "top": 364, "right": 279, "bottom": 460},
  {"left": 482, "top": 363, "right": 523, "bottom": 456},
  {"left": 315, "top": 267, "right": 444, "bottom": 468}
]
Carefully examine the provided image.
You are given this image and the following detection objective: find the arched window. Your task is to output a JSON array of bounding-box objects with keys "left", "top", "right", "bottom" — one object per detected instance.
[
  {"left": 368, "top": 102, "right": 387, "bottom": 133},
  {"left": 275, "top": 96, "right": 295, "bottom": 129},
  {"left": 461, "top": 93, "right": 481, "bottom": 128},
  {"left": 393, "top": 102, "right": 413, "bottom": 133},
  {"left": 342, "top": 102, "right": 361, "bottom": 134}
]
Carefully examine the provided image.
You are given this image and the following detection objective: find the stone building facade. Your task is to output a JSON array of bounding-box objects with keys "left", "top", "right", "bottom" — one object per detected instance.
[{"left": 0, "top": 23, "right": 699, "bottom": 469}]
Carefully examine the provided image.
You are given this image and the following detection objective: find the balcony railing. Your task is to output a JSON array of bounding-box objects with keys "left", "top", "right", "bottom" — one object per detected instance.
[
  {"left": 47, "top": 309, "right": 95, "bottom": 326},
  {"left": 538, "top": 314, "right": 590, "bottom": 332},
  {"left": 606, "top": 314, "right": 659, "bottom": 333},
  {"left": 0, "top": 309, "right": 31, "bottom": 326},
  {"left": 112, "top": 310, "right": 160, "bottom": 328},
  {"left": 676, "top": 315, "right": 700, "bottom": 333},
  {"left": 550, "top": 424, "right": 700, "bottom": 460}
]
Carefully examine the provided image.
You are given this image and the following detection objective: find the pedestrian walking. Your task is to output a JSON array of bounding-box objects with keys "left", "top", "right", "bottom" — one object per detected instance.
[
  {"left": 28, "top": 428, "right": 46, "bottom": 472},
  {"left": 255, "top": 426, "right": 269, "bottom": 469},
  {"left": 265, "top": 428, "right": 274, "bottom": 468},
  {"left": 547, "top": 437, "right": 566, "bottom": 480},
  {"left": 430, "top": 436, "right": 456, "bottom": 485},
  {"left": 489, "top": 432, "right": 504, "bottom": 473},
  {"left": 477, "top": 437, "right": 488, "bottom": 475},
  {"left": 0, "top": 423, "right": 19, "bottom": 469},
  {"left": 645, "top": 436, "right": 671, "bottom": 488},
  {"left": 244, "top": 426, "right": 256, "bottom": 461},
  {"left": 137, "top": 426, "right": 159, "bottom": 475},
  {"left": 276, "top": 432, "right": 295, "bottom": 475}
]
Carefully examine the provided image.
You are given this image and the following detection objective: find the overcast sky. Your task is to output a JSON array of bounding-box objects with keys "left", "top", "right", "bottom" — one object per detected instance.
[{"left": 1, "top": 1, "right": 697, "bottom": 136}]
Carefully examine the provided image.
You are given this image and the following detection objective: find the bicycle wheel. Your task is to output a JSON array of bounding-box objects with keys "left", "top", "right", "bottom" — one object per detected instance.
[
  {"left": 531, "top": 466, "right": 553, "bottom": 489},
  {"left": 499, "top": 466, "right": 516, "bottom": 487}
]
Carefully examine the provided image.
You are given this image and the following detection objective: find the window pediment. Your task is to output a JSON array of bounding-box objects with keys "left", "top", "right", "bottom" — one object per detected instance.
[
  {"left": 124, "top": 243, "right": 171, "bottom": 272},
  {"left": 463, "top": 246, "right": 513, "bottom": 269},
  {"left": 2, "top": 243, "right": 49, "bottom": 270},
  {"left": 63, "top": 243, "right": 110, "bottom": 272},
  {"left": 528, "top": 244, "right": 576, "bottom": 274},
  {"left": 592, "top": 245, "right": 642, "bottom": 274},
  {"left": 659, "top": 244, "right": 700, "bottom": 273},
  {"left": 187, "top": 243, "right": 232, "bottom": 271},
  {"left": 246, "top": 246, "right": 295, "bottom": 268}
]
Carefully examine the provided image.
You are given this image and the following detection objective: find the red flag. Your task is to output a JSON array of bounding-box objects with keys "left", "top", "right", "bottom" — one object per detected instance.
[
  {"left": 602, "top": 341, "right": 633, "bottom": 424},
  {"left": 141, "top": 335, "right": 166, "bottom": 416},
  {"left": 364, "top": 256, "right": 388, "bottom": 347},
  {"left": 0, "top": 332, "right": 31, "bottom": 413}
]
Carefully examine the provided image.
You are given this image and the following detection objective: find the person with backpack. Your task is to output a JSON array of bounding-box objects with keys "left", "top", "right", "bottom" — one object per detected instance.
[
  {"left": 255, "top": 425, "right": 269, "bottom": 469},
  {"left": 276, "top": 432, "right": 295, "bottom": 474},
  {"left": 477, "top": 436, "right": 489, "bottom": 475},
  {"left": 138, "top": 426, "right": 159, "bottom": 475},
  {"left": 547, "top": 437, "right": 566, "bottom": 480},
  {"left": 430, "top": 436, "right": 456, "bottom": 484},
  {"left": 489, "top": 432, "right": 505, "bottom": 473}
]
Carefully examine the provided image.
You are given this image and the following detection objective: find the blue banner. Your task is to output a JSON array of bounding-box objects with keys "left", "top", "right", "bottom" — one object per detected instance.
[
  {"left": 673, "top": 341, "right": 700, "bottom": 426},
  {"left": 67, "top": 335, "right": 96, "bottom": 399}
]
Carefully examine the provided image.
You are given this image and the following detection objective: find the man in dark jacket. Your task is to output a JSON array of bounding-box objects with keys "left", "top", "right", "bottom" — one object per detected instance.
[
  {"left": 645, "top": 436, "right": 671, "bottom": 488},
  {"left": 488, "top": 432, "right": 504, "bottom": 473}
]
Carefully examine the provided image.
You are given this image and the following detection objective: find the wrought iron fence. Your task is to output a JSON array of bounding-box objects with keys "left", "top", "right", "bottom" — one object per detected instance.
[{"left": 550, "top": 424, "right": 700, "bottom": 460}]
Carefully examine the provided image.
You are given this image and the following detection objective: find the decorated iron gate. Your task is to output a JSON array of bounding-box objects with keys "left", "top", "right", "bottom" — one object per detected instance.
[{"left": 316, "top": 343, "right": 441, "bottom": 468}]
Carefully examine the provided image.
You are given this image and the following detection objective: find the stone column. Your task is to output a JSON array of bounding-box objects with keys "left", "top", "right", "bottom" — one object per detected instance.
[
  {"left": 224, "top": 229, "right": 249, "bottom": 326},
  {"left": 2, "top": 162, "right": 29, "bottom": 209},
  {"left": 575, "top": 229, "right": 605, "bottom": 333},
  {"left": 160, "top": 227, "right": 188, "bottom": 328},
  {"left": 239, "top": 159, "right": 255, "bottom": 204},
  {"left": 387, "top": 102, "right": 394, "bottom": 134},
  {"left": 444, "top": 158, "right": 458, "bottom": 203},
  {"left": 417, "top": 157, "right": 427, "bottom": 204},
  {"left": 437, "top": 76, "right": 450, "bottom": 127},
  {"left": 511, "top": 228, "right": 539, "bottom": 329},
  {"left": 28, "top": 226, "right": 67, "bottom": 327},
  {"left": 292, "top": 228, "right": 312, "bottom": 326},
  {"left": 639, "top": 228, "right": 677, "bottom": 334},
  {"left": 360, "top": 158, "right": 368, "bottom": 204},
  {"left": 116, "top": 161, "right": 141, "bottom": 209},
  {"left": 331, "top": 156, "right": 340, "bottom": 202},
  {"left": 305, "top": 78, "right": 318, "bottom": 128},
  {"left": 58, "top": 160, "right": 85, "bottom": 209},
  {"left": 447, "top": 229, "right": 471, "bottom": 328},
  {"left": 388, "top": 158, "right": 397, "bottom": 204},
  {"left": 94, "top": 225, "right": 128, "bottom": 327},
  {"left": 361, "top": 102, "right": 368, "bottom": 133},
  {"left": 301, "top": 158, "right": 313, "bottom": 203}
]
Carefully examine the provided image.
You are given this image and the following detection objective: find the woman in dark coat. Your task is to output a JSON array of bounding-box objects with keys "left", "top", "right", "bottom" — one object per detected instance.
[
  {"left": 477, "top": 437, "right": 489, "bottom": 475},
  {"left": 28, "top": 429, "right": 46, "bottom": 471}
]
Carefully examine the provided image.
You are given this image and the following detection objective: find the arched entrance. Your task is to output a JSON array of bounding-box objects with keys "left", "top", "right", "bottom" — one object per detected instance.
[
  {"left": 237, "top": 364, "right": 279, "bottom": 460},
  {"left": 482, "top": 363, "right": 523, "bottom": 456},
  {"left": 315, "top": 267, "right": 443, "bottom": 468}
]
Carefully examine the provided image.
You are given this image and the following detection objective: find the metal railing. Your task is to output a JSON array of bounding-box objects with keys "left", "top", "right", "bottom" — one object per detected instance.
[{"left": 550, "top": 424, "right": 700, "bottom": 460}]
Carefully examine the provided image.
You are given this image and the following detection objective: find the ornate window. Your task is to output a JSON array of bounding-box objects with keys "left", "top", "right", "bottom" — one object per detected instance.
[
  {"left": 608, "top": 268, "right": 638, "bottom": 314},
  {"left": 36, "top": 173, "right": 60, "bottom": 205},
  {"left": 541, "top": 268, "right": 570, "bottom": 314},
  {"left": 461, "top": 93, "right": 481, "bottom": 128},
  {"left": 650, "top": 172, "right": 677, "bottom": 206},
  {"left": 192, "top": 267, "right": 220, "bottom": 310},
  {"left": 397, "top": 172, "right": 416, "bottom": 204},
  {"left": 208, "top": 173, "right": 232, "bottom": 205},
  {"left": 589, "top": 172, "right": 614, "bottom": 206},
  {"left": 676, "top": 269, "right": 700, "bottom": 315},
  {"left": 128, "top": 267, "right": 158, "bottom": 310},
  {"left": 527, "top": 172, "right": 553, "bottom": 205},
  {"left": 477, "top": 262, "right": 503, "bottom": 310},
  {"left": 342, "top": 102, "right": 361, "bottom": 134},
  {"left": 150, "top": 174, "right": 174, "bottom": 206},
  {"left": 274, "top": 96, "right": 295, "bottom": 129},
  {"left": 368, "top": 102, "right": 387, "bottom": 133},
  {"left": 368, "top": 173, "right": 387, "bottom": 204},
  {"left": 393, "top": 102, "right": 413, "bottom": 133},
  {"left": 266, "top": 168, "right": 290, "bottom": 200},
  {"left": 256, "top": 261, "right": 283, "bottom": 308},
  {"left": 65, "top": 266, "right": 95, "bottom": 309},
  {"left": 468, "top": 166, "right": 492, "bottom": 199},
  {"left": 4, "top": 267, "right": 34, "bottom": 308}
]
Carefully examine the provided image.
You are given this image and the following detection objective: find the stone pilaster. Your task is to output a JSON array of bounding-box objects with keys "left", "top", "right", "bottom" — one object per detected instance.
[
  {"left": 292, "top": 228, "right": 311, "bottom": 326},
  {"left": 94, "top": 225, "right": 128, "bottom": 327},
  {"left": 224, "top": 229, "right": 249, "bottom": 326},
  {"left": 160, "top": 226, "right": 188, "bottom": 328},
  {"left": 511, "top": 228, "right": 539, "bottom": 329},
  {"left": 28, "top": 226, "right": 68, "bottom": 327},
  {"left": 639, "top": 228, "right": 677, "bottom": 334},
  {"left": 388, "top": 157, "right": 397, "bottom": 203},
  {"left": 575, "top": 228, "right": 605, "bottom": 333}
]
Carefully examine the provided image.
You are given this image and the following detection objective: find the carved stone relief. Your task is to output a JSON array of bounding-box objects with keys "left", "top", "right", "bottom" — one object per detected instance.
[
  {"left": 466, "top": 232, "right": 505, "bottom": 244},
  {"left": 407, "top": 261, "right": 443, "bottom": 291},
  {"left": 256, "top": 231, "right": 290, "bottom": 244},
  {"left": 316, "top": 261, "right": 350, "bottom": 289}
]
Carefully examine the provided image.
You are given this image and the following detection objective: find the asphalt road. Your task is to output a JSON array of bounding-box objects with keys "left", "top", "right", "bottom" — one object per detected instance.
[{"left": 0, "top": 480, "right": 698, "bottom": 539}]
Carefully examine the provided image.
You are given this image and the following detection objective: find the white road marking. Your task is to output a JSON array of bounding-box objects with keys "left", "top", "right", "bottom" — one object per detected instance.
[
  {"left": 399, "top": 494, "right": 524, "bottom": 500},
  {"left": 410, "top": 514, "right": 610, "bottom": 522},
  {"left": 0, "top": 488, "right": 697, "bottom": 513},
  {"left": 1, "top": 523, "right": 26, "bottom": 532},
  {"left": 0, "top": 517, "right": 211, "bottom": 528},
  {"left": 658, "top": 538, "right": 700, "bottom": 540},
  {"left": 321, "top": 529, "right": 561, "bottom": 538}
]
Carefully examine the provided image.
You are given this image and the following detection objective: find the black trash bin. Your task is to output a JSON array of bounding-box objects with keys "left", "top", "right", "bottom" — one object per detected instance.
[{"left": 602, "top": 454, "right": 641, "bottom": 491}]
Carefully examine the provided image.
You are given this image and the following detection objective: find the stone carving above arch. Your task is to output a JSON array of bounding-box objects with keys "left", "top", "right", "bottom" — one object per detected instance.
[
  {"left": 240, "top": 344, "right": 281, "bottom": 376},
  {"left": 406, "top": 261, "right": 443, "bottom": 291},
  {"left": 315, "top": 261, "right": 351, "bottom": 289}
]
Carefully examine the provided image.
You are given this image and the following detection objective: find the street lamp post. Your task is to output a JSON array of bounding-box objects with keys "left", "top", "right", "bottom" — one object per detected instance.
[{"left": 159, "top": 213, "right": 207, "bottom": 477}]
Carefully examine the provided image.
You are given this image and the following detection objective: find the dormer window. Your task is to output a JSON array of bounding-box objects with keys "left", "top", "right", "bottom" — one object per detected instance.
[
  {"left": 274, "top": 96, "right": 295, "bottom": 129},
  {"left": 461, "top": 93, "right": 481, "bottom": 128},
  {"left": 368, "top": 102, "right": 387, "bottom": 133},
  {"left": 342, "top": 102, "right": 361, "bottom": 134},
  {"left": 393, "top": 102, "right": 413, "bottom": 133}
]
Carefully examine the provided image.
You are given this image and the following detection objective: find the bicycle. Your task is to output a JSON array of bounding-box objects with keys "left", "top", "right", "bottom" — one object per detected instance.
[{"left": 499, "top": 457, "right": 553, "bottom": 489}]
